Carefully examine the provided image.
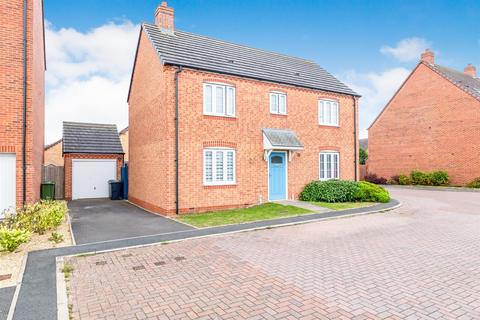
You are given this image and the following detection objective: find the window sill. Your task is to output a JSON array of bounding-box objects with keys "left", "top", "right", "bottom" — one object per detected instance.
[
  {"left": 318, "top": 124, "right": 340, "bottom": 128},
  {"left": 203, "top": 184, "right": 237, "bottom": 189},
  {"left": 203, "top": 114, "right": 237, "bottom": 121},
  {"left": 270, "top": 113, "right": 288, "bottom": 117}
]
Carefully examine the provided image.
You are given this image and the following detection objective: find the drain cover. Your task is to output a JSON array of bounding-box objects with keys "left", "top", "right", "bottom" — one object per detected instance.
[
  {"left": 121, "top": 253, "right": 133, "bottom": 258},
  {"left": 174, "top": 256, "right": 186, "bottom": 261},
  {"left": 132, "top": 265, "right": 145, "bottom": 271},
  {"left": 154, "top": 261, "right": 166, "bottom": 266},
  {"left": 95, "top": 261, "right": 107, "bottom": 266}
]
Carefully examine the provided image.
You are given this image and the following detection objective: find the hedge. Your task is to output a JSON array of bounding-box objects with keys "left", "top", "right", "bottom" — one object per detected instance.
[{"left": 300, "top": 180, "right": 390, "bottom": 203}]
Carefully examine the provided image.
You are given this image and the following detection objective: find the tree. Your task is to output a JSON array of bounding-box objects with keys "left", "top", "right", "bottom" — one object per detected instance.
[{"left": 359, "top": 147, "right": 368, "bottom": 165}]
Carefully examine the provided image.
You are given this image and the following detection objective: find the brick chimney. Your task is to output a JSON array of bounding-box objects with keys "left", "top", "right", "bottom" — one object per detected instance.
[
  {"left": 464, "top": 64, "right": 477, "bottom": 78},
  {"left": 155, "top": 2, "right": 174, "bottom": 32},
  {"left": 420, "top": 49, "right": 434, "bottom": 65}
]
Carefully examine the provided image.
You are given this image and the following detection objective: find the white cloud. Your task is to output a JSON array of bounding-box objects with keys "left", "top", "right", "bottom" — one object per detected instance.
[
  {"left": 45, "top": 21, "right": 140, "bottom": 144},
  {"left": 341, "top": 67, "right": 411, "bottom": 138},
  {"left": 380, "top": 37, "right": 430, "bottom": 62}
]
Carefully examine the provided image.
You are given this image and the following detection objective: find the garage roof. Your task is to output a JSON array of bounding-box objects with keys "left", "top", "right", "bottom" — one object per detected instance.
[{"left": 63, "top": 122, "right": 124, "bottom": 154}]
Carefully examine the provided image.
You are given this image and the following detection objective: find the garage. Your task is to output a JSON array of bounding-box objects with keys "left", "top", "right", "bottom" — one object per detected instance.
[
  {"left": 63, "top": 122, "right": 124, "bottom": 200},
  {"left": 0, "top": 153, "right": 16, "bottom": 216},
  {"left": 72, "top": 159, "right": 117, "bottom": 200}
]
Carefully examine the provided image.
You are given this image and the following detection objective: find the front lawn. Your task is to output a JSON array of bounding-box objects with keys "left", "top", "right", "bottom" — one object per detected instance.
[
  {"left": 177, "top": 203, "right": 312, "bottom": 228},
  {"left": 310, "top": 201, "right": 376, "bottom": 211}
]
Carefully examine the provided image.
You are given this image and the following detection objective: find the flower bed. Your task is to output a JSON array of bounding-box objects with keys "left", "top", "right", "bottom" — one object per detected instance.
[{"left": 0, "top": 201, "right": 73, "bottom": 288}]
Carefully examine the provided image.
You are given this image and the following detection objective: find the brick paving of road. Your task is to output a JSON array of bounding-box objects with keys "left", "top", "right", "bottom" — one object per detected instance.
[{"left": 66, "top": 188, "right": 480, "bottom": 320}]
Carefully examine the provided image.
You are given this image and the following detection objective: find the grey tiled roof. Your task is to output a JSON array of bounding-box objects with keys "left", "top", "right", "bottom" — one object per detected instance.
[
  {"left": 263, "top": 128, "right": 304, "bottom": 149},
  {"left": 143, "top": 23, "right": 358, "bottom": 96},
  {"left": 430, "top": 64, "right": 480, "bottom": 100},
  {"left": 63, "top": 122, "right": 124, "bottom": 154}
]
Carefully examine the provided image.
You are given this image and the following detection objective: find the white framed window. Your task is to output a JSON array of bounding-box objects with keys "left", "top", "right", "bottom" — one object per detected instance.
[
  {"left": 319, "top": 152, "right": 339, "bottom": 180},
  {"left": 270, "top": 92, "right": 287, "bottom": 115},
  {"left": 203, "top": 148, "right": 236, "bottom": 185},
  {"left": 318, "top": 99, "right": 339, "bottom": 126},
  {"left": 203, "top": 83, "right": 235, "bottom": 117}
]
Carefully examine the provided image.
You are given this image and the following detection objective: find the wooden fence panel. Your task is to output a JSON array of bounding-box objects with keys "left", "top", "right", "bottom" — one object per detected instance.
[
  {"left": 360, "top": 164, "right": 368, "bottom": 181},
  {"left": 42, "top": 165, "right": 64, "bottom": 199}
]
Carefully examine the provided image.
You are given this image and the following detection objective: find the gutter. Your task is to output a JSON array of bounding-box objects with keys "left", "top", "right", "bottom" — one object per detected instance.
[
  {"left": 22, "top": 0, "right": 27, "bottom": 205},
  {"left": 353, "top": 96, "right": 358, "bottom": 181},
  {"left": 174, "top": 67, "right": 183, "bottom": 215}
]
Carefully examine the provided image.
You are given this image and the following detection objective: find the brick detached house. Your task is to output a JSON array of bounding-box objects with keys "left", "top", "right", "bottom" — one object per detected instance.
[
  {"left": 44, "top": 127, "right": 129, "bottom": 166},
  {"left": 128, "top": 2, "right": 360, "bottom": 215},
  {"left": 0, "top": 0, "right": 45, "bottom": 215},
  {"left": 63, "top": 122, "right": 124, "bottom": 200},
  {"left": 368, "top": 49, "right": 480, "bottom": 185}
]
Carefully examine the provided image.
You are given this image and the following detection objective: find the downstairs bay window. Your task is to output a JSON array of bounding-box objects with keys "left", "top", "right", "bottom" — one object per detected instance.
[{"left": 203, "top": 148, "right": 236, "bottom": 185}]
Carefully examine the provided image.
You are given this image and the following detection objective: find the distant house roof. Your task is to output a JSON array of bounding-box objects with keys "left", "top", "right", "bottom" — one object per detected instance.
[
  {"left": 359, "top": 138, "right": 368, "bottom": 150},
  {"left": 141, "top": 23, "right": 358, "bottom": 97},
  {"left": 262, "top": 128, "right": 304, "bottom": 150},
  {"left": 429, "top": 64, "right": 480, "bottom": 101},
  {"left": 45, "top": 138, "right": 62, "bottom": 150},
  {"left": 63, "top": 122, "right": 124, "bottom": 154}
]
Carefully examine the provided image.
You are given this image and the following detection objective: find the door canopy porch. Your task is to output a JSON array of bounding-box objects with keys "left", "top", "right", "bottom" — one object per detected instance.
[{"left": 262, "top": 128, "right": 304, "bottom": 161}]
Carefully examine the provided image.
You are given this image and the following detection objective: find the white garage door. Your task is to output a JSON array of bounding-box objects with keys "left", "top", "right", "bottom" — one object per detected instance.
[
  {"left": 72, "top": 159, "right": 117, "bottom": 200},
  {"left": 0, "top": 153, "right": 16, "bottom": 217}
]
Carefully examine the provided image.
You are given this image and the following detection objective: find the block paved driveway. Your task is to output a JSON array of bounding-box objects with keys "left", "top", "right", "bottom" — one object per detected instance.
[{"left": 67, "top": 188, "right": 480, "bottom": 320}]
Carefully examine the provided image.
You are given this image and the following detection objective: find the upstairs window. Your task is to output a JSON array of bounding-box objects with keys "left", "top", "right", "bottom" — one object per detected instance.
[
  {"left": 319, "top": 152, "right": 339, "bottom": 180},
  {"left": 203, "top": 148, "right": 236, "bottom": 185},
  {"left": 203, "top": 83, "right": 235, "bottom": 117},
  {"left": 318, "top": 99, "right": 339, "bottom": 126},
  {"left": 270, "top": 92, "right": 287, "bottom": 115}
]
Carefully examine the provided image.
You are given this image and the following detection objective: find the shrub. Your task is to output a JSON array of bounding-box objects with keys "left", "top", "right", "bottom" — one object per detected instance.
[
  {"left": 430, "top": 171, "right": 449, "bottom": 186},
  {"left": 364, "top": 173, "right": 387, "bottom": 185},
  {"left": 0, "top": 228, "right": 30, "bottom": 252},
  {"left": 10, "top": 201, "right": 67, "bottom": 235},
  {"left": 410, "top": 170, "right": 432, "bottom": 185},
  {"left": 359, "top": 147, "right": 368, "bottom": 165},
  {"left": 387, "top": 175, "right": 400, "bottom": 185},
  {"left": 467, "top": 177, "right": 480, "bottom": 188},
  {"left": 355, "top": 181, "right": 390, "bottom": 203},
  {"left": 398, "top": 174, "right": 411, "bottom": 185},
  {"left": 49, "top": 232, "right": 64, "bottom": 244},
  {"left": 299, "top": 180, "right": 360, "bottom": 203}
]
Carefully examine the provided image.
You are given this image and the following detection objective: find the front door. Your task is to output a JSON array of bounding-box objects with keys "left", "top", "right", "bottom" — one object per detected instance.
[{"left": 269, "top": 152, "right": 287, "bottom": 200}]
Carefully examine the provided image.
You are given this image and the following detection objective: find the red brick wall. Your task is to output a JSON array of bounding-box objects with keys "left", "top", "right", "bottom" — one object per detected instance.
[
  {"left": 129, "top": 28, "right": 359, "bottom": 215},
  {"left": 64, "top": 154, "right": 124, "bottom": 200},
  {"left": 0, "top": 0, "right": 45, "bottom": 207},
  {"left": 368, "top": 62, "right": 480, "bottom": 185}
]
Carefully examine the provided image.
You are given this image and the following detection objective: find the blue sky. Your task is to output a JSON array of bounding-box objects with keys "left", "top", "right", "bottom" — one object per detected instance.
[{"left": 43, "top": 0, "right": 480, "bottom": 143}]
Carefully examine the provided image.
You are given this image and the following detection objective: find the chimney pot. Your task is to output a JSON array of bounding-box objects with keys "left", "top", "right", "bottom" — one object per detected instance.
[
  {"left": 420, "top": 49, "right": 434, "bottom": 65},
  {"left": 155, "top": 2, "right": 174, "bottom": 32},
  {"left": 464, "top": 64, "right": 477, "bottom": 78}
]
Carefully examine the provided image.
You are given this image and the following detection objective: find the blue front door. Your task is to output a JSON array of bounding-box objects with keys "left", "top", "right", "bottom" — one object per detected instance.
[{"left": 269, "top": 152, "right": 286, "bottom": 200}]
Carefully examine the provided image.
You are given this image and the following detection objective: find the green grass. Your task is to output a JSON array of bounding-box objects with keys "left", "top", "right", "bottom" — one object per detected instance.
[
  {"left": 177, "top": 203, "right": 312, "bottom": 228},
  {"left": 309, "top": 201, "right": 376, "bottom": 211}
]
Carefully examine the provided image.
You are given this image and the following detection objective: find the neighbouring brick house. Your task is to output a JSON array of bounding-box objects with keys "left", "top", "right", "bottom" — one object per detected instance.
[
  {"left": 63, "top": 122, "right": 124, "bottom": 200},
  {"left": 44, "top": 139, "right": 63, "bottom": 166},
  {"left": 368, "top": 49, "right": 480, "bottom": 185},
  {"left": 0, "top": 0, "right": 45, "bottom": 214},
  {"left": 44, "top": 127, "right": 129, "bottom": 166},
  {"left": 128, "top": 2, "right": 360, "bottom": 215}
]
